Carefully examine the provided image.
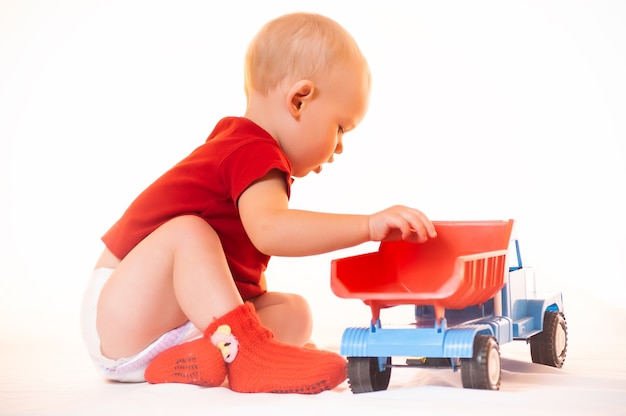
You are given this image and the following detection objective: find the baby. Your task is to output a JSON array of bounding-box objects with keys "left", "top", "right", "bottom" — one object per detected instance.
[{"left": 80, "top": 12, "right": 436, "bottom": 394}]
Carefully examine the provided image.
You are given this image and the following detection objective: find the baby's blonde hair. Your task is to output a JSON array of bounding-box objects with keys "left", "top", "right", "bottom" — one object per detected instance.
[{"left": 244, "top": 12, "right": 369, "bottom": 97}]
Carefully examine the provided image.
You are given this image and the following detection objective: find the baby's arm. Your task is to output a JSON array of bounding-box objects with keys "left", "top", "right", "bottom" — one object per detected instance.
[{"left": 238, "top": 170, "right": 436, "bottom": 257}]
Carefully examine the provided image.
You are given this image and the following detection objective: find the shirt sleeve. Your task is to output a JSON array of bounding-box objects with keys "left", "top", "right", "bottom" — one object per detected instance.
[{"left": 219, "top": 140, "right": 293, "bottom": 205}]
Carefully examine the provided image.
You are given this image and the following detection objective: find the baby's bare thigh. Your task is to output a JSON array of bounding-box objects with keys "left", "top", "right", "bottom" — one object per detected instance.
[{"left": 95, "top": 230, "right": 189, "bottom": 359}]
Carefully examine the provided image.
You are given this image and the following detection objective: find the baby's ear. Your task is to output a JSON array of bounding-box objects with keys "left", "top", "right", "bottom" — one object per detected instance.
[{"left": 286, "top": 80, "right": 315, "bottom": 118}]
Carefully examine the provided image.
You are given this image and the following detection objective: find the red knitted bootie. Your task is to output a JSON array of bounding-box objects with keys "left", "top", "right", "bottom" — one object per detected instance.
[
  {"left": 144, "top": 336, "right": 227, "bottom": 387},
  {"left": 206, "top": 302, "right": 347, "bottom": 394}
]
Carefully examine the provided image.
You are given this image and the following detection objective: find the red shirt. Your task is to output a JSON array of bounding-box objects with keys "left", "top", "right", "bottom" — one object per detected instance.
[{"left": 102, "top": 117, "right": 293, "bottom": 299}]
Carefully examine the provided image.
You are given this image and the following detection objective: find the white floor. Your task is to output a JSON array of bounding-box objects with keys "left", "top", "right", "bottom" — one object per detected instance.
[{"left": 2, "top": 289, "right": 625, "bottom": 416}]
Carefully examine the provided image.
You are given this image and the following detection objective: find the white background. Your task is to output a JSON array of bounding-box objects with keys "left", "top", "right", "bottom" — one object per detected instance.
[{"left": 1, "top": 0, "right": 625, "bottom": 348}]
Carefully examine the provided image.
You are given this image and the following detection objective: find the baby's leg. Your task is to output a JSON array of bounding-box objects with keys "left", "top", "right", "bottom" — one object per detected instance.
[
  {"left": 96, "top": 215, "right": 242, "bottom": 360},
  {"left": 96, "top": 214, "right": 346, "bottom": 393},
  {"left": 249, "top": 292, "right": 313, "bottom": 346}
]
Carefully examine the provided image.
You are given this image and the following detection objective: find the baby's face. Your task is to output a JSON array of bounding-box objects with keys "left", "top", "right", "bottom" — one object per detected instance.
[{"left": 285, "top": 61, "right": 370, "bottom": 178}]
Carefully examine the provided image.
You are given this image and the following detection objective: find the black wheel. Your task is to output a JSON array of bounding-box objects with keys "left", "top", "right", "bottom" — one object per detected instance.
[
  {"left": 461, "top": 335, "right": 501, "bottom": 390},
  {"left": 346, "top": 357, "right": 392, "bottom": 394},
  {"left": 530, "top": 311, "right": 567, "bottom": 368}
]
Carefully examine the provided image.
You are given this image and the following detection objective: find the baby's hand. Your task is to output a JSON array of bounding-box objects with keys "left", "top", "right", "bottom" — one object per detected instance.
[{"left": 368, "top": 205, "right": 437, "bottom": 243}]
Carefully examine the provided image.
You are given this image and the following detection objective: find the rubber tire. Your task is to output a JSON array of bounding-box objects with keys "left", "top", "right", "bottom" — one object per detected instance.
[
  {"left": 461, "top": 335, "right": 501, "bottom": 390},
  {"left": 530, "top": 311, "right": 568, "bottom": 368},
  {"left": 346, "top": 357, "right": 392, "bottom": 394}
]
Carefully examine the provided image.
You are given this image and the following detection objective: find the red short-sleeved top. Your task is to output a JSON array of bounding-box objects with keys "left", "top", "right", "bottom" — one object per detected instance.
[{"left": 102, "top": 117, "right": 293, "bottom": 299}]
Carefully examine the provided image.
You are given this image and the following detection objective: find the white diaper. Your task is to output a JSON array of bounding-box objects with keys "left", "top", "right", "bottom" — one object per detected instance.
[{"left": 80, "top": 267, "right": 202, "bottom": 382}]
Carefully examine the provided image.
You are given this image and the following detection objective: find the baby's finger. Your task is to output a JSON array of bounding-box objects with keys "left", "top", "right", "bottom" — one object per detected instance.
[
  {"left": 410, "top": 209, "right": 437, "bottom": 238},
  {"left": 405, "top": 214, "right": 436, "bottom": 242}
]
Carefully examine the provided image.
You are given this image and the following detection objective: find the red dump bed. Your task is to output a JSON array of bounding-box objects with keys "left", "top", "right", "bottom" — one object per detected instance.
[{"left": 331, "top": 220, "right": 514, "bottom": 321}]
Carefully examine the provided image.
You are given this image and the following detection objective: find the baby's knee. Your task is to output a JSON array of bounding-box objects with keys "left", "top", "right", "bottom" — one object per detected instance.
[
  {"left": 270, "top": 292, "right": 312, "bottom": 325},
  {"left": 165, "top": 215, "right": 215, "bottom": 235},
  {"left": 160, "top": 215, "right": 220, "bottom": 247},
  {"left": 284, "top": 293, "right": 312, "bottom": 323},
  {"left": 280, "top": 294, "right": 313, "bottom": 345},
  {"left": 253, "top": 292, "right": 313, "bottom": 345}
]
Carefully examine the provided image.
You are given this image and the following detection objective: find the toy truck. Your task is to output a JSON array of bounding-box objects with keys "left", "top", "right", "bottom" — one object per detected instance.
[{"left": 330, "top": 219, "right": 567, "bottom": 393}]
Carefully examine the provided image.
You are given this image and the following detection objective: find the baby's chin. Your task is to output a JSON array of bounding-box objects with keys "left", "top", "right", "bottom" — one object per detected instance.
[{"left": 292, "top": 165, "right": 323, "bottom": 178}]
